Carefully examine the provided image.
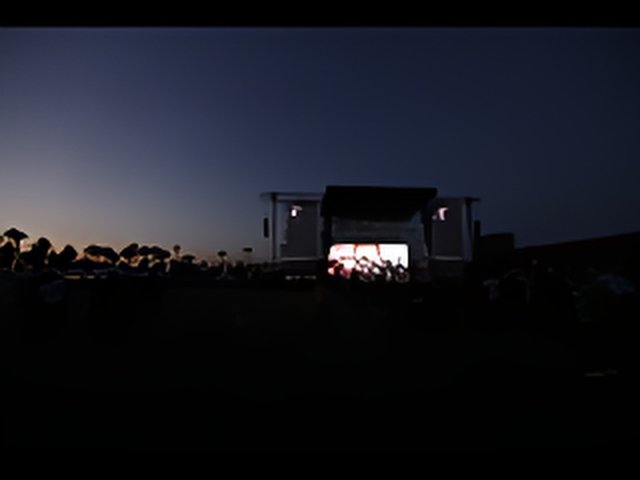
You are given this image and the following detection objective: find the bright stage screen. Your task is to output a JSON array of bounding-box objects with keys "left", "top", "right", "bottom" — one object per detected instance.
[{"left": 327, "top": 243, "right": 409, "bottom": 282}]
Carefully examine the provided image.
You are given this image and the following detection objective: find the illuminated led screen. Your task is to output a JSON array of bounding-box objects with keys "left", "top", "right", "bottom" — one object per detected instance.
[{"left": 327, "top": 243, "right": 409, "bottom": 282}]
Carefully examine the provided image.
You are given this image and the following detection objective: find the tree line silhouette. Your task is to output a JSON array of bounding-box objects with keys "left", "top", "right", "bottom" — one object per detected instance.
[{"left": 0, "top": 226, "right": 251, "bottom": 279}]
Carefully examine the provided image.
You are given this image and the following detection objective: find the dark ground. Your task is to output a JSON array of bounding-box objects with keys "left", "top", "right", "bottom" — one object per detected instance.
[{"left": 2, "top": 277, "right": 639, "bottom": 451}]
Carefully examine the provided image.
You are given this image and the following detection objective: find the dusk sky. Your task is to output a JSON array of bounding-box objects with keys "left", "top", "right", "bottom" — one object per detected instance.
[{"left": 1, "top": 27, "right": 639, "bottom": 261}]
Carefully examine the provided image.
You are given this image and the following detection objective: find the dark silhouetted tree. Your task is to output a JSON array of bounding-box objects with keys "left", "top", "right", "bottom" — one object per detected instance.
[
  {"left": 169, "top": 245, "right": 183, "bottom": 275},
  {"left": 150, "top": 246, "right": 170, "bottom": 261},
  {"left": 3, "top": 227, "right": 28, "bottom": 271},
  {"left": 217, "top": 250, "right": 230, "bottom": 277},
  {"left": 119, "top": 243, "right": 139, "bottom": 265},
  {"left": 149, "top": 246, "right": 171, "bottom": 274},
  {"left": 21, "top": 237, "right": 52, "bottom": 273},
  {"left": 84, "top": 245, "right": 119, "bottom": 265},
  {"left": 0, "top": 241, "right": 16, "bottom": 270},
  {"left": 3, "top": 227, "right": 28, "bottom": 248},
  {"left": 49, "top": 244, "right": 78, "bottom": 272}
]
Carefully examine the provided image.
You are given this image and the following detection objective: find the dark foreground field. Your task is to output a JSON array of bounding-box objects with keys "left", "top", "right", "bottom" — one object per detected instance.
[{"left": 2, "top": 277, "right": 639, "bottom": 451}]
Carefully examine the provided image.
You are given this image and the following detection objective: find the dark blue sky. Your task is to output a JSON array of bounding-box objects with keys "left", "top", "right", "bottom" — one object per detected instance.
[{"left": 1, "top": 28, "right": 639, "bottom": 260}]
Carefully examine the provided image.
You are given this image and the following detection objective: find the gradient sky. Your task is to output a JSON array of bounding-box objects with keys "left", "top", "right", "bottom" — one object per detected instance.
[{"left": 1, "top": 27, "right": 639, "bottom": 261}]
